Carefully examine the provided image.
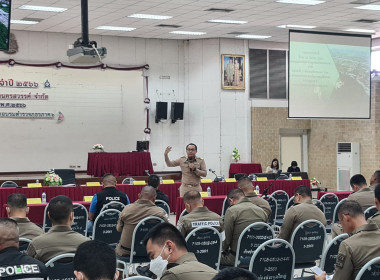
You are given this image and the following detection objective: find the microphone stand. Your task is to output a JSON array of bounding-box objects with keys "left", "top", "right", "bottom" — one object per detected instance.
[{"left": 262, "top": 170, "right": 282, "bottom": 199}]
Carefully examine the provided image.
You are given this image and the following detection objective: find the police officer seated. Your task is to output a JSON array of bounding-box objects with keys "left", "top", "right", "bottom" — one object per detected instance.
[
  {"left": 148, "top": 174, "right": 170, "bottom": 206},
  {"left": 0, "top": 218, "right": 47, "bottom": 280}
]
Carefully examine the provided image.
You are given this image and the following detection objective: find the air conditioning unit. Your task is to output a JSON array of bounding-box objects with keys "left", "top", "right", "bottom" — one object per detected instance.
[{"left": 337, "top": 142, "right": 360, "bottom": 191}]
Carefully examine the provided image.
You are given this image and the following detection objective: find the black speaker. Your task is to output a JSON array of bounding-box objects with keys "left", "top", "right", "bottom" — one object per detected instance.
[
  {"left": 171, "top": 102, "right": 184, "bottom": 123},
  {"left": 136, "top": 141, "right": 149, "bottom": 152},
  {"left": 155, "top": 102, "right": 167, "bottom": 123}
]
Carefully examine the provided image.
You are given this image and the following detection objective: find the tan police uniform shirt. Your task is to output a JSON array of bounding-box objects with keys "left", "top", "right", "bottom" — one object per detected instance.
[
  {"left": 347, "top": 187, "right": 375, "bottom": 212},
  {"left": 165, "top": 155, "right": 207, "bottom": 196},
  {"left": 333, "top": 223, "right": 380, "bottom": 280},
  {"left": 278, "top": 200, "right": 327, "bottom": 242},
  {"left": 26, "top": 225, "right": 89, "bottom": 263},
  {"left": 115, "top": 199, "right": 168, "bottom": 256},
  {"left": 368, "top": 211, "right": 380, "bottom": 228},
  {"left": 12, "top": 217, "right": 43, "bottom": 240},
  {"left": 161, "top": 252, "right": 217, "bottom": 280},
  {"left": 177, "top": 206, "right": 224, "bottom": 238},
  {"left": 245, "top": 192, "right": 272, "bottom": 221}
]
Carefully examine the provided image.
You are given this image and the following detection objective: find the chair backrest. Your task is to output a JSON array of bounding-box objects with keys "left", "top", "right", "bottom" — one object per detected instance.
[
  {"left": 271, "top": 190, "right": 289, "bottom": 218},
  {"left": 364, "top": 206, "right": 378, "bottom": 220},
  {"left": 221, "top": 196, "right": 230, "bottom": 219},
  {"left": 123, "top": 277, "right": 154, "bottom": 280},
  {"left": 286, "top": 196, "right": 295, "bottom": 209},
  {"left": 54, "top": 169, "right": 76, "bottom": 186},
  {"left": 129, "top": 216, "right": 165, "bottom": 263},
  {"left": 312, "top": 199, "right": 326, "bottom": 214},
  {"left": 100, "top": 201, "right": 126, "bottom": 213},
  {"left": 266, "top": 196, "right": 278, "bottom": 225},
  {"left": 179, "top": 209, "right": 189, "bottom": 220},
  {"left": 333, "top": 198, "right": 347, "bottom": 223},
  {"left": 122, "top": 177, "right": 134, "bottom": 184},
  {"left": 92, "top": 209, "right": 121, "bottom": 247},
  {"left": 155, "top": 199, "right": 170, "bottom": 216},
  {"left": 319, "top": 193, "right": 339, "bottom": 224},
  {"left": 234, "top": 222, "right": 276, "bottom": 267},
  {"left": 71, "top": 203, "right": 89, "bottom": 236},
  {"left": 354, "top": 256, "right": 380, "bottom": 280},
  {"left": 45, "top": 253, "right": 75, "bottom": 280},
  {"left": 18, "top": 237, "right": 31, "bottom": 254},
  {"left": 185, "top": 226, "right": 222, "bottom": 270},
  {"left": 1, "top": 180, "right": 18, "bottom": 188},
  {"left": 249, "top": 239, "right": 295, "bottom": 280},
  {"left": 320, "top": 233, "right": 349, "bottom": 274},
  {"left": 290, "top": 219, "right": 326, "bottom": 264},
  {"left": 43, "top": 203, "right": 52, "bottom": 232}
]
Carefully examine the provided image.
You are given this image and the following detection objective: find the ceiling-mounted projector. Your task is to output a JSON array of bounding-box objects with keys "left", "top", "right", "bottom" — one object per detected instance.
[{"left": 67, "top": 46, "right": 107, "bottom": 64}]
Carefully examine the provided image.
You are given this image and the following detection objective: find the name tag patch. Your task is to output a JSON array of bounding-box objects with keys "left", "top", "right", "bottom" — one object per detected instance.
[
  {"left": 191, "top": 221, "right": 220, "bottom": 227},
  {"left": 0, "top": 264, "right": 40, "bottom": 277}
]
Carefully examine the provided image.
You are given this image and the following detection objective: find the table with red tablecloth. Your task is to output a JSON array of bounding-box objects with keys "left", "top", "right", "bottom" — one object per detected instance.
[
  {"left": 229, "top": 163, "right": 262, "bottom": 177},
  {"left": 176, "top": 196, "right": 226, "bottom": 222},
  {"left": 87, "top": 152, "right": 154, "bottom": 177},
  {"left": 317, "top": 191, "right": 352, "bottom": 200}
]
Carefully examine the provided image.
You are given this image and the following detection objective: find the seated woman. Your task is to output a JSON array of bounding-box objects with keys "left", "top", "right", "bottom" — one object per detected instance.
[
  {"left": 266, "top": 158, "right": 279, "bottom": 173},
  {"left": 287, "top": 161, "right": 300, "bottom": 172}
]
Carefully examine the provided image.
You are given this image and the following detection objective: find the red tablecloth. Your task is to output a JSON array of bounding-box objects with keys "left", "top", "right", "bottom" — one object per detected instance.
[
  {"left": 229, "top": 163, "right": 262, "bottom": 177},
  {"left": 317, "top": 191, "right": 352, "bottom": 200},
  {"left": 87, "top": 152, "right": 154, "bottom": 177},
  {"left": 176, "top": 196, "right": 226, "bottom": 222}
]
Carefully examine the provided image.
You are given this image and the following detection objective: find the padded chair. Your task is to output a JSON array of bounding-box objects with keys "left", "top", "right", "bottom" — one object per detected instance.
[
  {"left": 54, "top": 169, "right": 76, "bottom": 186},
  {"left": 266, "top": 196, "right": 278, "bottom": 226},
  {"left": 313, "top": 199, "right": 326, "bottom": 214},
  {"left": 117, "top": 216, "right": 165, "bottom": 278},
  {"left": 355, "top": 256, "right": 380, "bottom": 280},
  {"left": 45, "top": 253, "right": 75, "bottom": 280},
  {"left": 178, "top": 209, "right": 189, "bottom": 220},
  {"left": 234, "top": 222, "right": 275, "bottom": 268},
  {"left": 221, "top": 196, "right": 230, "bottom": 219},
  {"left": 290, "top": 219, "right": 326, "bottom": 277},
  {"left": 1, "top": 180, "right": 18, "bottom": 188},
  {"left": 319, "top": 193, "right": 339, "bottom": 233},
  {"left": 249, "top": 239, "right": 295, "bottom": 280},
  {"left": 123, "top": 277, "right": 153, "bottom": 280},
  {"left": 271, "top": 190, "right": 289, "bottom": 226},
  {"left": 92, "top": 209, "right": 121, "bottom": 247},
  {"left": 71, "top": 203, "right": 89, "bottom": 236},
  {"left": 122, "top": 177, "right": 134, "bottom": 184},
  {"left": 100, "top": 201, "right": 126, "bottom": 213},
  {"left": 42, "top": 203, "right": 52, "bottom": 232},
  {"left": 18, "top": 237, "right": 31, "bottom": 254},
  {"left": 185, "top": 226, "right": 222, "bottom": 270},
  {"left": 332, "top": 198, "right": 347, "bottom": 224},
  {"left": 155, "top": 199, "right": 170, "bottom": 216},
  {"left": 319, "top": 233, "right": 349, "bottom": 274},
  {"left": 364, "top": 206, "right": 378, "bottom": 220}
]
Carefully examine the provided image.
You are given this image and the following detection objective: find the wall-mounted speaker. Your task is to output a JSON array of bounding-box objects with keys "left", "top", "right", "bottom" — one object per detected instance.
[
  {"left": 155, "top": 102, "right": 168, "bottom": 123},
  {"left": 171, "top": 102, "right": 184, "bottom": 123}
]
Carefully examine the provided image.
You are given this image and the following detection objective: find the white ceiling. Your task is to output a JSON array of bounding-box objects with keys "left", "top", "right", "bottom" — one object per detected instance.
[{"left": 9, "top": 0, "right": 380, "bottom": 43}]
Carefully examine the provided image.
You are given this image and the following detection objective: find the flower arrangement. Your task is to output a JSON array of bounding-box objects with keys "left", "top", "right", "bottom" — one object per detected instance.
[
  {"left": 232, "top": 147, "right": 241, "bottom": 161},
  {"left": 44, "top": 172, "right": 63, "bottom": 186},
  {"left": 310, "top": 177, "right": 321, "bottom": 187},
  {"left": 92, "top": 144, "right": 104, "bottom": 152}
]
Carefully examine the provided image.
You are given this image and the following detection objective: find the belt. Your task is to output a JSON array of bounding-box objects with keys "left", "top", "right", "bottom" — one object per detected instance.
[{"left": 182, "top": 183, "right": 200, "bottom": 187}]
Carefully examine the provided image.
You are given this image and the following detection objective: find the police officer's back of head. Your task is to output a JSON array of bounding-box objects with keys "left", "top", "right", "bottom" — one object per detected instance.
[
  {"left": 0, "top": 218, "right": 19, "bottom": 250},
  {"left": 47, "top": 195, "right": 74, "bottom": 226}
]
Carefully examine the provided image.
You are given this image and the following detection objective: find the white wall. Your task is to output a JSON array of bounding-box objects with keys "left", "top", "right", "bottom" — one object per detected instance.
[{"left": 0, "top": 31, "right": 252, "bottom": 177}]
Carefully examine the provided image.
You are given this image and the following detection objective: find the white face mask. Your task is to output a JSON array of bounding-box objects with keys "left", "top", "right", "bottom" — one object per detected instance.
[{"left": 150, "top": 244, "right": 170, "bottom": 279}]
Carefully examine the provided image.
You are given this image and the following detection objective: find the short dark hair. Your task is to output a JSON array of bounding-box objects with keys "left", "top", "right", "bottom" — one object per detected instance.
[
  {"left": 338, "top": 200, "right": 364, "bottom": 218},
  {"left": 271, "top": 158, "right": 279, "bottom": 169},
  {"left": 7, "top": 193, "right": 27, "bottom": 209},
  {"left": 294, "top": 185, "right": 312, "bottom": 198},
  {"left": 143, "top": 222, "right": 187, "bottom": 250},
  {"left": 227, "top": 188, "right": 245, "bottom": 200},
  {"left": 102, "top": 173, "right": 116, "bottom": 183},
  {"left": 211, "top": 267, "right": 258, "bottom": 280},
  {"left": 373, "top": 170, "right": 380, "bottom": 182},
  {"left": 291, "top": 161, "right": 298, "bottom": 167},
  {"left": 186, "top": 143, "right": 197, "bottom": 151},
  {"left": 237, "top": 176, "right": 252, "bottom": 189},
  {"left": 74, "top": 240, "right": 116, "bottom": 280},
  {"left": 47, "top": 195, "right": 73, "bottom": 224},
  {"left": 0, "top": 218, "right": 19, "bottom": 244},
  {"left": 183, "top": 190, "right": 202, "bottom": 204},
  {"left": 148, "top": 174, "right": 160, "bottom": 189},
  {"left": 374, "top": 184, "right": 380, "bottom": 202},
  {"left": 350, "top": 174, "right": 367, "bottom": 187}
]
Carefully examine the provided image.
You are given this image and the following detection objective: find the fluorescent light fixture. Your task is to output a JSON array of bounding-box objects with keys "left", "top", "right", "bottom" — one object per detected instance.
[
  {"left": 128, "top": 13, "right": 172, "bottom": 20},
  {"left": 236, "top": 34, "right": 272, "bottom": 39},
  {"left": 276, "top": 0, "right": 325, "bottom": 5},
  {"left": 277, "top": 24, "right": 316, "bottom": 29},
  {"left": 95, "top": 26, "right": 136, "bottom": 31},
  {"left": 11, "top": 19, "right": 39, "bottom": 25},
  {"left": 372, "top": 46, "right": 380, "bottom": 51},
  {"left": 170, "top": 31, "right": 206, "bottom": 35},
  {"left": 208, "top": 19, "right": 247, "bottom": 24},
  {"left": 355, "top": 5, "right": 380, "bottom": 11},
  {"left": 19, "top": 5, "right": 67, "bottom": 12},
  {"left": 346, "top": 28, "right": 375, "bottom": 34}
]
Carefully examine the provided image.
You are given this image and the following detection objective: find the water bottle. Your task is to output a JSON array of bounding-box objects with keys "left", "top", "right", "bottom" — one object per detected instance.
[
  {"left": 36, "top": 179, "right": 39, "bottom": 184},
  {"left": 288, "top": 173, "right": 292, "bottom": 180},
  {"left": 42, "top": 192, "right": 46, "bottom": 203},
  {"left": 159, "top": 176, "right": 163, "bottom": 184},
  {"left": 207, "top": 186, "right": 211, "bottom": 197},
  {"left": 255, "top": 184, "right": 260, "bottom": 194}
]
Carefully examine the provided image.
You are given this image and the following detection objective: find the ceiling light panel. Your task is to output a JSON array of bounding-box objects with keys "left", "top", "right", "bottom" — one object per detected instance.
[
  {"left": 355, "top": 5, "right": 380, "bottom": 11},
  {"left": 128, "top": 14, "right": 172, "bottom": 20},
  {"left": 95, "top": 26, "right": 136, "bottom": 31},
  {"left": 170, "top": 31, "right": 206, "bottom": 35},
  {"left": 11, "top": 19, "right": 39, "bottom": 25},
  {"left": 236, "top": 34, "right": 272, "bottom": 39},
  {"left": 276, "top": 0, "right": 325, "bottom": 5},
  {"left": 208, "top": 19, "right": 247, "bottom": 24},
  {"left": 19, "top": 5, "right": 67, "bottom": 12}
]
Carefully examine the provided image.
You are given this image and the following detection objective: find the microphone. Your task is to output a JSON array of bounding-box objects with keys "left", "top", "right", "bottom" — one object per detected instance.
[
  {"left": 262, "top": 169, "right": 282, "bottom": 199},
  {"left": 144, "top": 170, "right": 150, "bottom": 176},
  {"left": 208, "top": 168, "right": 223, "bottom": 182},
  {"left": 208, "top": 168, "right": 217, "bottom": 175}
]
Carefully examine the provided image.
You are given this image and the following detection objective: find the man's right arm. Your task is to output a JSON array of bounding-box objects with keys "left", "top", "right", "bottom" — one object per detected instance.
[
  {"left": 164, "top": 154, "right": 181, "bottom": 167},
  {"left": 278, "top": 207, "right": 295, "bottom": 242},
  {"left": 330, "top": 242, "right": 353, "bottom": 280},
  {"left": 88, "top": 194, "right": 98, "bottom": 221},
  {"left": 116, "top": 210, "right": 125, "bottom": 232},
  {"left": 222, "top": 209, "right": 234, "bottom": 251}
]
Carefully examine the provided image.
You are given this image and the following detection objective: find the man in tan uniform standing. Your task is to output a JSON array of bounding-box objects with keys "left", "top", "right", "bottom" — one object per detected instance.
[
  {"left": 164, "top": 143, "right": 207, "bottom": 196},
  {"left": 144, "top": 222, "right": 217, "bottom": 280},
  {"left": 177, "top": 190, "right": 224, "bottom": 238},
  {"left": 115, "top": 186, "right": 168, "bottom": 257},
  {"left": 316, "top": 200, "right": 380, "bottom": 280},
  {"left": 278, "top": 185, "right": 326, "bottom": 242},
  {"left": 220, "top": 189, "right": 267, "bottom": 266},
  {"left": 237, "top": 176, "right": 271, "bottom": 221}
]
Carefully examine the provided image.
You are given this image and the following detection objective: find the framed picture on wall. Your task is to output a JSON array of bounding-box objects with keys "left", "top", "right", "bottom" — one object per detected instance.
[{"left": 221, "top": 54, "right": 245, "bottom": 90}]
